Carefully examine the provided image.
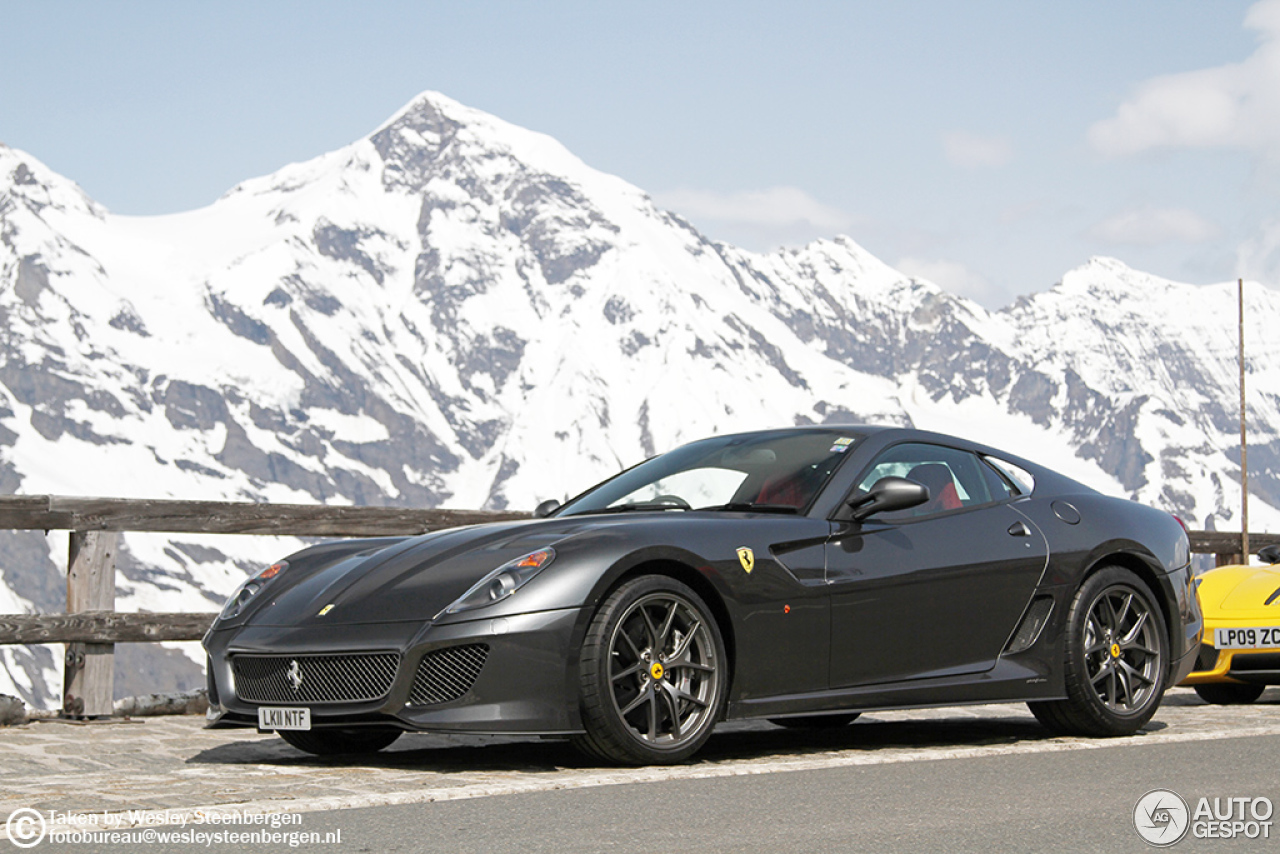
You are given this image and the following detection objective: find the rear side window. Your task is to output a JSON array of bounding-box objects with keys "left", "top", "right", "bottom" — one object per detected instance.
[
  {"left": 983, "top": 456, "right": 1035, "bottom": 495},
  {"left": 853, "top": 443, "right": 994, "bottom": 519},
  {"left": 981, "top": 460, "right": 1018, "bottom": 499}
]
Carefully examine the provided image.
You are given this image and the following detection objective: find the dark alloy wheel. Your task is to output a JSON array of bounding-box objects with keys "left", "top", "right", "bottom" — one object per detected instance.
[
  {"left": 278, "top": 727, "right": 402, "bottom": 756},
  {"left": 768, "top": 713, "right": 861, "bottom": 729},
  {"left": 1029, "top": 566, "right": 1168, "bottom": 737},
  {"left": 1194, "top": 682, "right": 1266, "bottom": 705},
  {"left": 573, "top": 575, "right": 727, "bottom": 765}
]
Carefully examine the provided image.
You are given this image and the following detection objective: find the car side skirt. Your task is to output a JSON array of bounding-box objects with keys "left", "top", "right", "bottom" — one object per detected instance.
[{"left": 726, "top": 659, "right": 1061, "bottom": 719}]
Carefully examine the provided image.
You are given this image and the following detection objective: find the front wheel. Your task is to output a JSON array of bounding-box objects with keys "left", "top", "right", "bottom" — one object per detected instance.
[
  {"left": 1029, "top": 567, "right": 1168, "bottom": 737},
  {"left": 278, "top": 727, "right": 401, "bottom": 756},
  {"left": 572, "top": 575, "right": 728, "bottom": 765},
  {"left": 1194, "top": 682, "right": 1265, "bottom": 705}
]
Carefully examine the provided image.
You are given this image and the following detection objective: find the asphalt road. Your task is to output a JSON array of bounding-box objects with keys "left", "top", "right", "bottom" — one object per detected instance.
[{"left": 53, "top": 731, "right": 1280, "bottom": 854}]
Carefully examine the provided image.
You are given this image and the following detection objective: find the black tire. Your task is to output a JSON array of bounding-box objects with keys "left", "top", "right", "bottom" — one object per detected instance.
[
  {"left": 572, "top": 575, "right": 728, "bottom": 765},
  {"left": 1194, "top": 682, "right": 1265, "bottom": 705},
  {"left": 278, "top": 727, "right": 402, "bottom": 756},
  {"left": 1029, "top": 566, "right": 1168, "bottom": 737},
  {"left": 769, "top": 713, "right": 861, "bottom": 729}
]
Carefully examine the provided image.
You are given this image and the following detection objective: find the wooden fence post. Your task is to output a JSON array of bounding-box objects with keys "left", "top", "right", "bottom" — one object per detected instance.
[{"left": 62, "top": 531, "right": 118, "bottom": 717}]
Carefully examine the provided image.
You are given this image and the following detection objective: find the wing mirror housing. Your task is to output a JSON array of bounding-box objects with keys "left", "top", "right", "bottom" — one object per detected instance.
[
  {"left": 846, "top": 476, "right": 929, "bottom": 522},
  {"left": 533, "top": 499, "right": 562, "bottom": 519},
  {"left": 1258, "top": 544, "right": 1280, "bottom": 565}
]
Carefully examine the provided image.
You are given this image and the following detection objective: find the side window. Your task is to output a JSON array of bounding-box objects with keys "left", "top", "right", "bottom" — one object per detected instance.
[
  {"left": 981, "top": 459, "right": 1018, "bottom": 500},
  {"left": 983, "top": 456, "right": 1035, "bottom": 495},
  {"left": 853, "top": 443, "right": 994, "bottom": 520}
]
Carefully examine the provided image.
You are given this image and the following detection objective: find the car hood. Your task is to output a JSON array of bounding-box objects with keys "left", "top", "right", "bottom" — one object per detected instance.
[
  {"left": 235, "top": 516, "right": 627, "bottom": 628},
  {"left": 1197, "top": 564, "right": 1280, "bottom": 615}
]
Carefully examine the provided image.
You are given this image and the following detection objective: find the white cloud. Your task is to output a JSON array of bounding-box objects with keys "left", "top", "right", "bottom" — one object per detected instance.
[
  {"left": 942, "top": 131, "right": 1013, "bottom": 168},
  {"left": 896, "top": 257, "right": 1000, "bottom": 306},
  {"left": 1237, "top": 218, "right": 1280, "bottom": 286},
  {"left": 654, "top": 186, "right": 853, "bottom": 230},
  {"left": 1089, "top": 0, "right": 1280, "bottom": 157},
  {"left": 1087, "top": 207, "right": 1220, "bottom": 246}
]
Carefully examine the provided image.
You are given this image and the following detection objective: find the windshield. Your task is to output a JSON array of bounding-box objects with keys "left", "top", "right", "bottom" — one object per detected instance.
[{"left": 557, "top": 429, "right": 865, "bottom": 516}]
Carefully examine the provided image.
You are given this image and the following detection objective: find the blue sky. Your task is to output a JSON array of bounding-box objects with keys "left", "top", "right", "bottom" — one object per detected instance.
[{"left": 2, "top": 0, "right": 1277, "bottom": 307}]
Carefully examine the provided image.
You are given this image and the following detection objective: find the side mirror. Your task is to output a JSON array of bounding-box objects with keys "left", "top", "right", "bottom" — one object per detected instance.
[
  {"left": 1258, "top": 544, "right": 1280, "bottom": 565},
  {"left": 533, "top": 499, "right": 562, "bottom": 519},
  {"left": 846, "top": 476, "right": 929, "bottom": 522}
]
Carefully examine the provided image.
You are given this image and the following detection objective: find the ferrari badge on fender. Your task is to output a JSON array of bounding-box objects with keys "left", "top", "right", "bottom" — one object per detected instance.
[{"left": 737, "top": 547, "right": 755, "bottom": 574}]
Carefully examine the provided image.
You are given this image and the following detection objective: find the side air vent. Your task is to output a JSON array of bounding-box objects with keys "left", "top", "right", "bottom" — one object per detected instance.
[
  {"left": 408, "top": 644, "right": 490, "bottom": 706},
  {"left": 1194, "top": 644, "right": 1220, "bottom": 673},
  {"left": 206, "top": 656, "right": 220, "bottom": 707},
  {"left": 1005, "top": 596, "right": 1054, "bottom": 654}
]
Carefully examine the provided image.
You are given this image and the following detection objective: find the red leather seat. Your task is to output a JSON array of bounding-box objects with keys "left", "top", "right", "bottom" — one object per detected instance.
[
  {"left": 906, "top": 463, "right": 962, "bottom": 513},
  {"left": 757, "top": 468, "right": 819, "bottom": 507}
]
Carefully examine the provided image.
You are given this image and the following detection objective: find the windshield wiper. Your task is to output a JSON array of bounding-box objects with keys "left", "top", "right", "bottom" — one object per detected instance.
[
  {"left": 592, "top": 502, "right": 690, "bottom": 514},
  {"left": 696, "top": 502, "right": 799, "bottom": 514}
]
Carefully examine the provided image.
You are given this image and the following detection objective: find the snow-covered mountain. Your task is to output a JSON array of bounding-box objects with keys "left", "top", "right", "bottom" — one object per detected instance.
[{"left": 2, "top": 91, "right": 1277, "bottom": 707}]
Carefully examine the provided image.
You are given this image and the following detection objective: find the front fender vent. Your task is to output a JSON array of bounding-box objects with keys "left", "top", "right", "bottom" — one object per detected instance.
[
  {"left": 408, "top": 644, "right": 490, "bottom": 706},
  {"left": 1005, "top": 596, "right": 1054, "bottom": 654}
]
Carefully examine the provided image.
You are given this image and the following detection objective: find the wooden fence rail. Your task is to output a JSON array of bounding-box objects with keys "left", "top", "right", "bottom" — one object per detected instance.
[
  {"left": 1188, "top": 530, "right": 1280, "bottom": 557},
  {"left": 0, "top": 612, "right": 220, "bottom": 645},
  {"left": 0, "top": 493, "right": 1273, "bottom": 717},
  {"left": 0, "top": 494, "right": 530, "bottom": 717},
  {"left": 0, "top": 495, "right": 530, "bottom": 537}
]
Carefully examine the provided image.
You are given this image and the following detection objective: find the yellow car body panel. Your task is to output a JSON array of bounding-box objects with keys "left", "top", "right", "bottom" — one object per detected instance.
[{"left": 1180, "top": 562, "right": 1280, "bottom": 686}]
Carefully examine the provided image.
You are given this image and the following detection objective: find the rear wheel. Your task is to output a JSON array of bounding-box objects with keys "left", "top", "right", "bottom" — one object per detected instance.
[
  {"left": 1193, "top": 682, "right": 1265, "bottom": 705},
  {"left": 1029, "top": 566, "right": 1168, "bottom": 737},
  {"left": 769, "top": 714, "right": 860, "bottom": 729},
  {"left": 278, "top": 727, "right": 401, "bottom": 756},
  {"left": 573, "top": 575, "right": 727, "bottom": 765}
]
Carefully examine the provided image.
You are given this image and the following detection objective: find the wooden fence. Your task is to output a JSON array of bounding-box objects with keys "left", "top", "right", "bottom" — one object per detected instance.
[
  {"left": 0, "top": 495, "right": 530, "bottom": 717},
  {"left": 0, "top": 494, "right": 1275, "bottom": 717}
]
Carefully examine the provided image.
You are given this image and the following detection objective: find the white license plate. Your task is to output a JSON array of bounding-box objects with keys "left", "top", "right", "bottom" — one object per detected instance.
[
  {"left": 258, "top": 706, "right": 311, "bottom": 731},
  {"left": 1215, "top": 626, "right": 1280, "bottom": 650}
]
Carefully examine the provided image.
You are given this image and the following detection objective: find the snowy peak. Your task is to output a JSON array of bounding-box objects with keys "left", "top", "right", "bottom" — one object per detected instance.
[
  {"left": 0, "top": 144, "right": 104, "bottom": 220},
  {"left": 1051, "top": 256, "right": 1192, "bottom": 304}
]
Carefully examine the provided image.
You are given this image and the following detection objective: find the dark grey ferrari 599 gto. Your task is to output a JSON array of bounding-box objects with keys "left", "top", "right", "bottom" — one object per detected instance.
[{"left": 203, "top": 426, "right": 1201, "bottom": 765}]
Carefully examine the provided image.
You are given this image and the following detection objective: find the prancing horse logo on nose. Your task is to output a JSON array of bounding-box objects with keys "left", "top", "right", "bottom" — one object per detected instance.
[{"left": 287, "top": 659, "right": 304, "bottom": 692}]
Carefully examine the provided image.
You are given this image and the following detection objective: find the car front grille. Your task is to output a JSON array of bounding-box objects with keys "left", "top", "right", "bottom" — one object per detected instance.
[
  {"left": 232, "top": 652, "right": 399, "bottom": 704},
  {"left": 408, "top": 644, "right": 490, "bottom": 706}
]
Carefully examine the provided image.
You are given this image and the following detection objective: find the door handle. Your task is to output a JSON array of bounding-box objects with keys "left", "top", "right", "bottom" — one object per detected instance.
[{"left": 1007, "top": 521, "right": 1031, "bottom": 537}]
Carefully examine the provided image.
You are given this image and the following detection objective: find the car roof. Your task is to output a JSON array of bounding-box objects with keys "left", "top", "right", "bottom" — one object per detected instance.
[{"left": 705, "top": 424, "right": 1096, "bottom": 498}]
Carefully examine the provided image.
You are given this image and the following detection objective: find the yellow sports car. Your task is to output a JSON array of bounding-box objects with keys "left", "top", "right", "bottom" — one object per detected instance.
[{"left": 1181, "top": 544, "right": 1280, "bottom": 704}]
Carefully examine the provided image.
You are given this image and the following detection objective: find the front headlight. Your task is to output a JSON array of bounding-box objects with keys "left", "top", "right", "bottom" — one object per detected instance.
[
  {"left": 219, "top": 561, "right": 288, "bottom": 620},
  {"left": 442, "top": 548, "right": 555, "bottom": 615}
]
